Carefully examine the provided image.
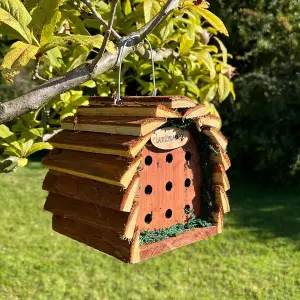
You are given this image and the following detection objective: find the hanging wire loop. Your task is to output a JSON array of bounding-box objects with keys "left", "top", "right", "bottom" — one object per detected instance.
[{"left": 115, "top": 37, "right": 157, "bottom": 105}]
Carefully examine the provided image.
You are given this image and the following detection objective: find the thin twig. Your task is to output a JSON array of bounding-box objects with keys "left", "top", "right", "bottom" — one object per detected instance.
[
  {"left": 89, "top": 0, "right": 118, "bottom": 71},
  {"left": 32, "top": 58, "right": 47, "bottom": 82},
  {"left": 81, "top": 0, "right": 121, "bottom": 39}
]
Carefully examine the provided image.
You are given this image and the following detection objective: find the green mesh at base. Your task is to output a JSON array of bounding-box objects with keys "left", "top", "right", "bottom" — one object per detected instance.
[{"left": 140, "top": 214, "right": 212, "bottom": 245}]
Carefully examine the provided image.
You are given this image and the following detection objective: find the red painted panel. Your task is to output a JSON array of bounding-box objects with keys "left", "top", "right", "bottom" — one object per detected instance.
[{"left": 136, "top": 131, "right": 202, "bottom": 231}]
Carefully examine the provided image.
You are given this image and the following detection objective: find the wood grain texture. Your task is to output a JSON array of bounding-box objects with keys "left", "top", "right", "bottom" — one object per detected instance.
[
  {"left": 182, "top": 104, "right": 207, "bottom": 119},
  {"left": 42, "top": 149, "right": 142, "bottom": 188},
  {"left": 62, "top": 115, "right": 167, "bottom": 136},
  {"left": 52, "top": 215, "right": 132, "bottom": 263},
  {"left": 42, "top": 171, "right": 139, "bottom": 212},
  {"left": 129, "top": 227, "right": 140, "bottom": 264},
  {"left": 89, "top": 96, "right": 197, "bottom": 109},
  {"left": 215, "top": 185, "right": 230, "bottom": 213},
  {"left": 45, "top": 193, "right": 136, "bottom": 239},
  {"left": 202, "top": 127, "right": 228, "bottom": 150},
  {"left": 213, "top": 207, "right": 224, "bottom": 234},
  {"left": 136, "top": 133, "right": 202, "bottom": 231},
  {"left": 139, "top": 226, "right": 218, "bottom": 261},
  {"left": 195, "top": 114, "right": 222, "bottom": 130},
  {"left": 213, "top": 164, "right": 230, "bottom": 191},
  {"left": 48, "top": 130, "right": 152, "bottom": 157},
  {"left": 77, "top": 104, "right": 181, "bottom": 118},
  {"left": 210, "top": 146, "right": 231, "bottom": 171}
]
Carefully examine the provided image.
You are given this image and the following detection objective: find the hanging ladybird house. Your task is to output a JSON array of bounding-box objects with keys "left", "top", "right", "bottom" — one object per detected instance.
[{"left": 42, "top": 95, "right": 231, "bottom": 263}]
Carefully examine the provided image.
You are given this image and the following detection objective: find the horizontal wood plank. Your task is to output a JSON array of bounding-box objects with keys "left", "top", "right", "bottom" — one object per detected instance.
[
  {"left": 140, "top": 226, "right": 218, "bottom": 261},
  {"left": 213, "top": 164, "right": 230, "bottom": 191},
  {"left": 182, "top": 104, "right": 207, "bottom": 119},
  {"left": 42, "top": 149, "right": 142, "bottom": 188},
  {"left": 215, "top": 185, "right": 230, "bottom": 213},
  {"left": 210, "top": 146, "right": 231, "bottom": 171},
  {"left": 195, "top": 114, "right": 222, "bottom": 130},
  {"left": 202, "top": 127, "right": 228, "bottom": 150},
  {"left": 89, "top": 96, "right": 197, "bottom": 109},
  {"left": 62, "top": 116, "right": 166, "bottom": 136},
  {"left": 52, "top": 215, "right": 132, "bottom": 263},
  {"left": 45, "top": 193, "right": 136, "bottom": 239},
  {"left": 43, "top": 171, "right": 139, "bottom": 212},
  {"left": 48, "top": 130, "right": 152, "bottom": 157},
  {"left": 77, "top": 104, "right": 181, "bottom": 118}
]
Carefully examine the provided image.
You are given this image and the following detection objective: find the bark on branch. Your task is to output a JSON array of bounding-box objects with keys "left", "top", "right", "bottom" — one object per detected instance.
[{"left": 0, "top": 0, "right": 179, "bottom": 124}]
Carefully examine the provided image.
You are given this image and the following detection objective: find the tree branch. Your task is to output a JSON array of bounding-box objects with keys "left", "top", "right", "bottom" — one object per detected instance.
[
  {"left": 81, "top": 0, "right": 121, "bottom": 39},
  {"left": 0, "top": 0, "right": 179, "bottom": 124},
  {"left": 89, "top": 0, "right": 118, "bottom": 71}
]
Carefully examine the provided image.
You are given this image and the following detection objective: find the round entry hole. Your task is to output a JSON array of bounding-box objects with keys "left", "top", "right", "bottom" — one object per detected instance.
[
  {"left": 145, "top": 156, "right": 152, "bottom": 166},
  {"left": 185, "top": 151, "right": 192, "bottom": 161},
  {"left": 166, "top": 153, "right": 173, "bottom": 163},
  {"left": 145, "top": 214, "right": 152, "bottom": 224},
  {"left": 184, "top": 205, "right": 191, "bottom": 214},
  {"left": 185, "top": 178, "right": 191, "bottom": 187},
  {"left": 165, "top": 181, "right": 173, "bottom": 191},
  {"left": 165, "top": 209, "right": 173, "bottom": 219},
  {"left": 145, "top": 185, "right": 152, "bottom": 195}
]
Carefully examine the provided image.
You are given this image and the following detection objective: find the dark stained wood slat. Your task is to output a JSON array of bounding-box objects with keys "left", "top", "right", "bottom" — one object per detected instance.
[
  {"left": 45, "top": 193, "right": 137, "bottom": 239},
  {"left": 195, "top": 114, "right": 222, "bottom": 130},
  {"left": 77, "top": 104, "right": 181, "bottom": 118},
  {"left": 42, "top": 171, "right": 139, "bottom": 212},
  {"left": 48, "top": 130, "right": 152, "bottom": 157},
  {"left": 89, "top": 95, "right": 197, "bottom": 109},
  {"left": 202, "top": 127, "right": 228, "bottom": 150},
  {"left": 42, "top": 149, "right": 142, "bottom": 187},
  {"left": 182, "top": 104, "right": 207, "bottom": 119},
  {"left": 52, "top": 215, "right": 132, "bottom": 263},
  {"left": 62, "top": 115, "right": 166, "bottom": 137}
]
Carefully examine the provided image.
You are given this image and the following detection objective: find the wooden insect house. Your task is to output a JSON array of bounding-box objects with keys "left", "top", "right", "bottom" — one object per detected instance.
[{"left": 42, "top": 96, "right": 231, "bottom": 263}]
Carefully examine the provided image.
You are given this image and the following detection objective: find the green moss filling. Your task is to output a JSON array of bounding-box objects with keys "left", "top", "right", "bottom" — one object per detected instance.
[{"left": 140, "top": 214, "right": 212, "bottom": 245}]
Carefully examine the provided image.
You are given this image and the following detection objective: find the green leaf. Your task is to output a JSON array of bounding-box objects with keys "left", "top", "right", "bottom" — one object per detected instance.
[
  {"left": 214, "top": 36, "right": 227, "bottom": 64},
  {"left": 46, "top": 47, "right": 63, "bottom": 68},
  {"left": 144, "top": 0, "right": 161, "bottom": 23},
  {"left": 66, "top": 46, "right": 89, "bottom": 72},
  {"left": 17, "top": 157, "right": 28, "bottom": 167},
  {"left": 61, "top": 7, "right": 90, "bottom": 36},
  {"left": 81, "top": 80, "right": 96, "bottom": 88},
  {"left": 26, "top": 142, "right": 52, "bottom": 157},
  {"left": 218, "top": 74, "right": 231, "bottom": 102},
  {"left": 230, "top": 82, "right": 236, "bottom": 100},
  {"left": 179, "top": 80, "right": 199, "bottom": 96},
  {"left": 20, "top": 128, "right": 43, "bottom": 140},
  {"left": 0, "top": 0, "right": 32, "bottom": 43},
  {"left": 30, "top": 0, "right": 64, "bottom": 45},
  {"left": 0, "top": 124, "right": 15, "bottom": 141},
  {"left": 200, "top": 85, "right": 217, "bottom": 103},
  {"left": 21, "top": 139, "right": 34, "bottom": 157},
  {"left": 179, "top": 33, "right": 194, "bottom": 55},
  {"left": 0, "top": 41, "right": 38, "bottom": 82},
  {"left": 43, "top": 35, "right": 116, "bottom": 54},
  {"left": 195, "top": 7, "right": 228, "bottom": 36},
  {"left": 4, "top": 144, "right": 22, "bottom": 157},
  {"left": 123, "top": 0, "right": 132, "bottom": 16},
  {"left": 198, "top": 49, "right": 216, "bottom": 79}
]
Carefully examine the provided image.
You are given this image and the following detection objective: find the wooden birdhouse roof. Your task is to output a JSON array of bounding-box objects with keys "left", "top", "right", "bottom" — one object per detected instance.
[{"left": 42, "top": 95, "right": 231, "bottom": 263}]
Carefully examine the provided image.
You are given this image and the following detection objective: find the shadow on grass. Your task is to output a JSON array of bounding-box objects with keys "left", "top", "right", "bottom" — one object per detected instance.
[{"left": 228, "top": 170, "right": 300, "bottom": 241}]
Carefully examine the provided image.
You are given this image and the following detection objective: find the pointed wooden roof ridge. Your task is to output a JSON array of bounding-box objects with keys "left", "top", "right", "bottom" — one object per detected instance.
[{"left": 43, "top": 95, "right": 231, "bottom": 263}]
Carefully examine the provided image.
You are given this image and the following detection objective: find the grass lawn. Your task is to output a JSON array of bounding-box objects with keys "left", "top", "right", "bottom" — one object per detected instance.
[{"left": 0, "top": 162, "right": 299, "bottom": 300}]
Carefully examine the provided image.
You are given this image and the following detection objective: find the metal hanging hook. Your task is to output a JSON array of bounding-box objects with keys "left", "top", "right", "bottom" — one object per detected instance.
[{"left": 115, "top": 38, "right": 157, "bottom": 104}]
